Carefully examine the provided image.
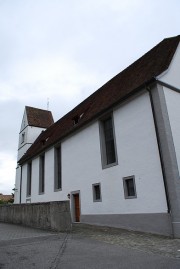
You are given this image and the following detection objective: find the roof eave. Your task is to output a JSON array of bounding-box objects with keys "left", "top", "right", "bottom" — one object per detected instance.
[{"left": 18, "top": 77, "right": 156, "bottom": 165}]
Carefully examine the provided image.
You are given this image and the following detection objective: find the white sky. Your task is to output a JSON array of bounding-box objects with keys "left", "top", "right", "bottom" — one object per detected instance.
[{"left": 0, "top": 0, "right": 180, "bottom": 194}]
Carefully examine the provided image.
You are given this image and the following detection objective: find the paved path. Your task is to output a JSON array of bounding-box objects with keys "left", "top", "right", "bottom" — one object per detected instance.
[
  {"left": 1, "top": 222, "right": 180, "bottom": 268},
  {"left": 72, "top": 223, "right": 180, "bottom": 259}
]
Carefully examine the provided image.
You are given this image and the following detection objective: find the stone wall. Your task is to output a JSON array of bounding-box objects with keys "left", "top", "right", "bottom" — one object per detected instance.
[{"left": 0, "top": 201, "right": 71, "bottom": 232}]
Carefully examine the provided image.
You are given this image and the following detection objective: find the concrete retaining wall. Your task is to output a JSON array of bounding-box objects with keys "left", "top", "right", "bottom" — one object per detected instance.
[
  {"left": 81, "top": 213, "right": 173, "bottom": 237},
  {"left": 0, "top": 201, "right": 71, "bottom": 232}
]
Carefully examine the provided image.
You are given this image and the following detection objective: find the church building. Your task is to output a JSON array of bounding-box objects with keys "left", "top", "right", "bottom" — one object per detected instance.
[{"left": 14, "top": 35, "right": 180, "bottom": 238}]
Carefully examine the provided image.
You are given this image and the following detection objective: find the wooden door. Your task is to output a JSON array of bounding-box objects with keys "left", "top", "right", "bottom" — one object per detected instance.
[{"left": 74, "top": 193, "right": 80, "bottom": 222}]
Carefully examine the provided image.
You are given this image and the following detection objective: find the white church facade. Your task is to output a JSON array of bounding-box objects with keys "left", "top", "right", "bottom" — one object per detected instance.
[{"left": 14, "top": 35, "right": 180, "bottom": 238}]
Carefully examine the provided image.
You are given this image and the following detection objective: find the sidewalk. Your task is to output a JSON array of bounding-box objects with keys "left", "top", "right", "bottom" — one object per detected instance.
[
  {"left": 72, "top": 223, "right": 180, "bottom": 258},
  {"left": 1, "top": 222, "right": 180, "bottom": 268},
  {"left": 0, "top": 222, "right": 57, "bottom": 241}
]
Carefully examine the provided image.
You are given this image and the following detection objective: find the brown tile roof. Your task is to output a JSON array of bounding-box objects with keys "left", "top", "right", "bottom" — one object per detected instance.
[
  {"left": 26, "top": 106, "right": 54, "bottom": 128},
  {"left": 19, "top": 35, "right": 180, "bottom": 164}
]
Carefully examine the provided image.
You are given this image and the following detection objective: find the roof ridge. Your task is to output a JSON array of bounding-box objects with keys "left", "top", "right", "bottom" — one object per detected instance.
[{"left": 25, "top": 105, "right": 51, "bottom": 112}]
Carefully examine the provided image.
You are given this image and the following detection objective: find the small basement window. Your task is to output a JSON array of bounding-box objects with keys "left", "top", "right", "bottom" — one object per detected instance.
[
  {"left": 123, "top": 176, "right": 137, "bottom": 199},
  {"left": 92, "top": 183, "right": 102, "bottom": 202}
]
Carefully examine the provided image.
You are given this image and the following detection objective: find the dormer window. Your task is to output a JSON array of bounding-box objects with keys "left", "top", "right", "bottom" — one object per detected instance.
[
  {"left": 72, "top": 115, "right": 80, "bottom": 125},
  {"left": 41, "top": 139, "right": 46, "bottom": 146},
  {"left": 41, "top": 137, "right": 49, "bottom": 146},
  {"left": 80, "top": 113, "right": 84, "bottom": 119},
  {"left": 72, "top": 113, "right": 84, "bottom": 126}
]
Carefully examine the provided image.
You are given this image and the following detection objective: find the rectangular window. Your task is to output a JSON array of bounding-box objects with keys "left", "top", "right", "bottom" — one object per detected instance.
[
  {"left": 39, "top": 154, "right": 45, "bottom": 194},
  {"left": 54, "top": 146, "right": 62, "bottom": 190},
  {"left": 123, "top": 176, "right": 137, "bottom": 199},
  {"left": 92, "top": 183, "right": 102, "bottom": 202},
  {"left": 99, "top": 114, "right": 118, "bottom": 168},
  {"left": 27, "top": 162, "right": 32, "bottom": 197},
  {"left": 21, "top": 133, "right": 25, "bottom": 144}
]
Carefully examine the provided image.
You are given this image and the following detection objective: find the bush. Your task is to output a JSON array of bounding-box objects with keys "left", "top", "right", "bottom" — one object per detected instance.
[
  {"left": 0, "top": 199, "right": 5, "bottom": 205},
  {"left": 0, "top": 198, "right": 14, "bottom": 205}
]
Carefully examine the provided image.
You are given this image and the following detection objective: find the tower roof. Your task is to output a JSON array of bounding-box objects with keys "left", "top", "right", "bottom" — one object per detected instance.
[{"left": 26, "top": 106, "right": 54, "bottom": 128}]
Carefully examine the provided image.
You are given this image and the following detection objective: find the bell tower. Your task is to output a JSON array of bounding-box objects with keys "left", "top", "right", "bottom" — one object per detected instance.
[{"left": 14, "top": 106, "right": 54, "bottom": 203}]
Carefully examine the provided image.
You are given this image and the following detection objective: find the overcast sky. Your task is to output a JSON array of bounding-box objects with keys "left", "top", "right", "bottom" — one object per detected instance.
[{"left": 0, "top": 0, "right": 180, "bottom": 194}]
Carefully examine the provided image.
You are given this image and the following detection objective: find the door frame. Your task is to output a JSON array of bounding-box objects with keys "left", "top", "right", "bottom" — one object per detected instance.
[{"left": 71, "top": 190, "right": 81, "bottom": 222}]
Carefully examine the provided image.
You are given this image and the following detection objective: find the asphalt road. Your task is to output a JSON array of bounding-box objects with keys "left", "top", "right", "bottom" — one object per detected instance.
[{"left": 0, "top": 222, "right": 180, "bottom": 269}]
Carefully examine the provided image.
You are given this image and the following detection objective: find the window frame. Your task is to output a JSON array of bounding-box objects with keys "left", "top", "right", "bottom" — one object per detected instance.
[
  {"left": 92, "top": 183, "right": 102, "bottom": 202},
  {"left": 26, "top": 161, "right": 32, "bottom": 197},
  {"left": 99, "top": 113, "right": 118, "bottom": 169},
  {"left": 54, "top": 145, "right": 62, "bottom": 191},
  {"left": 39, "top": 153, "right": 45, "bottom": 194},
  {"left": 21, "top": 132, "right": 25, "bottom": 144},
  {"left": 123, "top": 175, "right": 137, "bottom": 199}
]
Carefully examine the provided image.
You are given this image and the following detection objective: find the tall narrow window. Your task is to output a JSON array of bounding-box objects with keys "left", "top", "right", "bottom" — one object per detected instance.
[
  {"left": 99, "top": 114, "right": 118, "bottom": 168},
  {"left": 27, "top": 162, "right": 32, "bottom": 197},
  {"left": 39, "top": 154, "right": 45, "bottom": 194},
  {"left": 54, "top": 146, "right": 62, "bottom": 190}
]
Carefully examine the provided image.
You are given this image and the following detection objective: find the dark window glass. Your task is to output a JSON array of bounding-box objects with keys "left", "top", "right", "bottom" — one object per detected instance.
[
  {"left": 94, "top": 185, "right": 101, "bottom": 200},
  {"left": 27, "top": 162, "right": 32, "bottom": 196},
  {"left": 55, "top": 146, "right": 61, "bottom": 190},
  {"left": 103, "top": 117, "right": 116, "bottom": 164},
  {"left": 39, "top": 154, "right": 45, "bottom": 193},
  {"left": 126, "top": 178, "right": 136, "bottom": 197}
]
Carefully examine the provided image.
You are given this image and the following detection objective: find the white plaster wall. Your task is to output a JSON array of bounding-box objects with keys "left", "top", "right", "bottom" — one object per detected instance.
[
  {"left": 21, "top": 148, "right": 66, "bottom": 203},
  {"left": 27, "top": 126, "right": 46, "bottom": 144},
  {"left": 112, "top": 92, "right": 167, "bottom": 213},
  {"left": 62, "top": 121, "right": 103, "bottom": 214},
  {"left": 14, "top": 166, "right": 21, "bottom": 204},
  {"left": 31, "top": 148, "right": 66, "bottom": 203},
  {"left": 18, "top": 144, "right": 32, "bottom": 161},
  {"left": 158, "top": 43, "right": 180, "bottom": 88},
  {"left": 164, "top": 87, "right": 180, "bottom": 173},
  {"left": 20, "top": 91, "right": 168, "bottom": 215},
  {"left": 21, "top": 164, "right": 27, "bottom": 202},
  {"left": 30, "top": 157, "right": 41, "bottom": 202},
  {"left": 20, "top": 110, "right": 28, "bottom": 132},
  {"left": 17, "top": 126, "right": 46, "bottom": 161},
  {"left": 62, "top": 91, "right": 167, "bottom": 215}
]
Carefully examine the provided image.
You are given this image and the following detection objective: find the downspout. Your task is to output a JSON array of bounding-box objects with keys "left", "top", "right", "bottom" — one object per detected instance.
[{"left": 146, "top": 86, "right": 171, "bottom": 213}]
